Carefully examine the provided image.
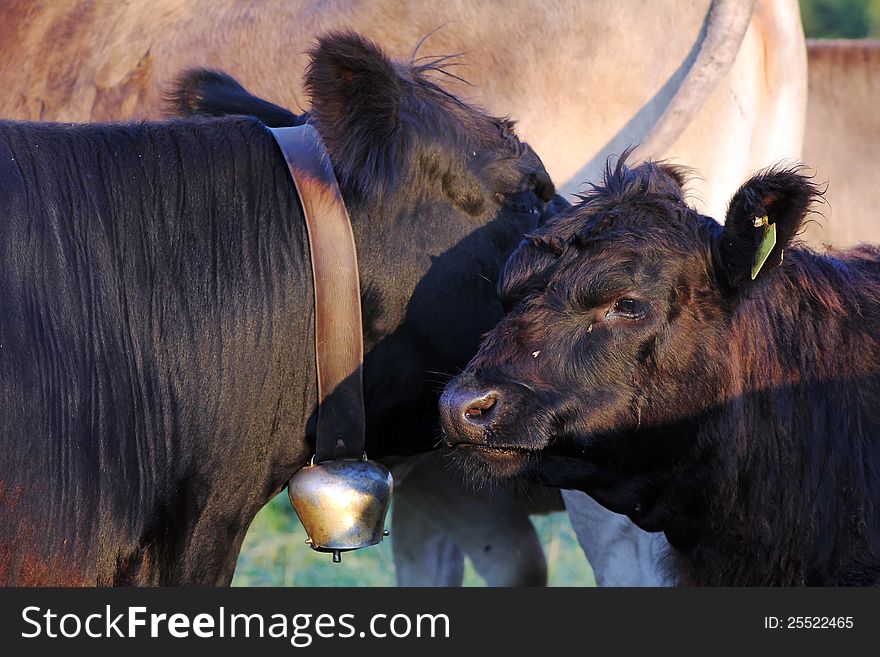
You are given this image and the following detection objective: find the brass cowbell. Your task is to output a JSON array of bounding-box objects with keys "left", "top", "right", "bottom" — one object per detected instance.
[{"left": 288, "top": 457, "right": 393, "bottom": 562}]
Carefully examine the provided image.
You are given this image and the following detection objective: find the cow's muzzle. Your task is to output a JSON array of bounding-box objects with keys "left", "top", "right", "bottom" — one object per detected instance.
[{"left": 440, "top": 374, "right": 503, "bottom": 446}]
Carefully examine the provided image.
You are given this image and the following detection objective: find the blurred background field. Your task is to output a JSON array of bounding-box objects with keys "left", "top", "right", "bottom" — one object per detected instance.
[
  {"left": 800, "top": 0, "right": 880, "bottom": 37},
  {"left": 233, "top": 0, "right": 870, "bottom": 587}
]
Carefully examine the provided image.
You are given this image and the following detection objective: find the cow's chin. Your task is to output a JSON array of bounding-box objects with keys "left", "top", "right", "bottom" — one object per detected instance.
[{"left": 448, "top": 444, "right": 534, "bottom": 479}]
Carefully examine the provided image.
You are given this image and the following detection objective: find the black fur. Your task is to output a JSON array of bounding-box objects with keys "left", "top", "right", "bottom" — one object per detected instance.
[
  {"left": 0, "top": 117, "right": 314, "bottom": 585},
  {"left": 441, "top": 157, "right": 880, "bottom": 586},
  {"left": 0, "top": 32, "right": 559, "bottom": 585},
  {"left": 168, "top": 69, "right": 303, "bottom": 127},
  {"left": 718, "top": 167, "right": 819, "bottom": 289}
]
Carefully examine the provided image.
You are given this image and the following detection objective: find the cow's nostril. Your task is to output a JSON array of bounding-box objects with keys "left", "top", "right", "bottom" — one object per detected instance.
[
  {"left": 463, "top": 393, "right": 498, "bottom": 423},
  {"left": 440, "top": 381, "right": 504, "bottom": 445}
]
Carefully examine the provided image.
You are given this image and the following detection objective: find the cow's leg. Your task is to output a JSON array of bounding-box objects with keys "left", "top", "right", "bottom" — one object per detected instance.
[
  {"left": 562, "top": 489, "right": 672, "bottom": 586},
  {"left": 391, "top": 493, "right": 466, "bottom": 586},
  {"left": 391, "top": 454, "right": 547, "bottom": 587}
]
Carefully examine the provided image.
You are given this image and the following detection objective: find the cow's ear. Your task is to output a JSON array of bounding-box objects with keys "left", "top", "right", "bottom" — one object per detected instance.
[
  {"left": 305, "top": 32, "right": 403, "bottom": 198},
  {"left": 168, "top": 69, "right": 303, "bottom": 127},
  {"left": 715, "top": 168, "right": 820, "bottom": 289}
]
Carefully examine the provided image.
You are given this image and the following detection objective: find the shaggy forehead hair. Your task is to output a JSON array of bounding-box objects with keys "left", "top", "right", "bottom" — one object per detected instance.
[{"left": 528, "top": 158, "right": 707, "bottom": 257}]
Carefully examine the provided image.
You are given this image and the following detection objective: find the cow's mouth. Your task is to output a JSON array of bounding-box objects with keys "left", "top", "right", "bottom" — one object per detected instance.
[{"left": 449, "top": 442, "right": 535, "bottom": 478}]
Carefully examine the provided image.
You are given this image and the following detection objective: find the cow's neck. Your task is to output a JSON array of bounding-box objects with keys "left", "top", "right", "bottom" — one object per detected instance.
[{"left": 667, "top": 253, "right": 880, "bottom": 584}]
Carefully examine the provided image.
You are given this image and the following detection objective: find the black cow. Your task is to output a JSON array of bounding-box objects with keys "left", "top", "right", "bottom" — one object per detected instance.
[
  {"left": 170, "top": 66, "right": 570, "bottom": 588},
  {"left": 441, "top": 158, "right": 880, "bottom": 586},
  {"left": 0, "top": 32, "right": 556, "bottom": 585}
]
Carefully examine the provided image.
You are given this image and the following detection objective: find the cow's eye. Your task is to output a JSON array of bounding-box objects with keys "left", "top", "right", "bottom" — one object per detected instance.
[
  {"left": 497, "top": 189, "right": 542, "bottom": 217},
  {"left": 609, "top": 298, "right": 648, "bottom": 319}
]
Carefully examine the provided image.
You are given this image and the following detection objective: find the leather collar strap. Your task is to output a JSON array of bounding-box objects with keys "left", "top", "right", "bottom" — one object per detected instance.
[{"left": 269, "top": 125, "right": 365, "bottom": 463}]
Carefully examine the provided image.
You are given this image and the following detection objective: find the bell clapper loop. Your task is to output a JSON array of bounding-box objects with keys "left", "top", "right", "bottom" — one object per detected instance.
[{"left": 332, "top": 550, "right": 342, "bottom": 564}]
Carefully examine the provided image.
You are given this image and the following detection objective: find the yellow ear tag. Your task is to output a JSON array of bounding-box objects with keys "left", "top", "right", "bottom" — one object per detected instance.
[{"left": 750, "top": 215, "right": 776, "bottom": 280}]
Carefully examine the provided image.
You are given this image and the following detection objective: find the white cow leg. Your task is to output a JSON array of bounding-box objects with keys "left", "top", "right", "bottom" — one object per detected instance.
[
  {"left": 391, "top": 492, "right": 466, "bottom": 586},
  {"left": 391, "top": 454, "right": 547, "bottom": 587},
  {"left": 562, "top": 489, "right": 673, "bottom": 586}
]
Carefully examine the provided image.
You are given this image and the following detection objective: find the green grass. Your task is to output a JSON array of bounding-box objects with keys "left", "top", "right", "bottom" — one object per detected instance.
[{"left": 232, "top": 493, "right": 596, "bottom": 587}]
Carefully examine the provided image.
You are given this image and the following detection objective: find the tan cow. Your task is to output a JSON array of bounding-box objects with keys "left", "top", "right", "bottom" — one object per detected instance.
[
  {"left": 0, "top": 0, "right": 806, "bottom": 216},
  {"left": 0, "top": 0, "right": 807, "bottom": 586},
  {"left": 802, "top": 39, "right": 880, "bottom": 248}
]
